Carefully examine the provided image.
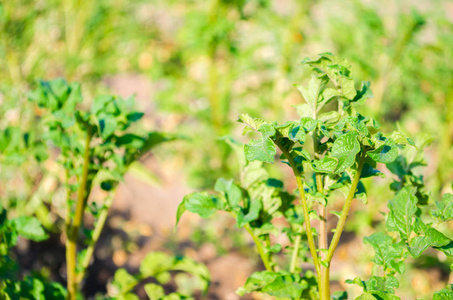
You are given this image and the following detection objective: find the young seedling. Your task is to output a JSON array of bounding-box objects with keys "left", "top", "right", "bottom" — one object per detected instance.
[
  {"left": 177, "top": 53, "right": 453, "bottom": 299},
  {"left": 28, "top": 79, "right": 172, "bottom": 300}
]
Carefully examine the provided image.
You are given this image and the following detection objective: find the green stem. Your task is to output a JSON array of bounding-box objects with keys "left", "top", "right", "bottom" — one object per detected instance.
[
  {"left": 289, "top": 233, "right": 301, "bottom": 273},
  {"left": 316, "top": 173, "right": 327, "bottom": 256},
  {"left": 244, "top": 224, "right": 273, "bottom": 272},
  {"left": 264, "top": 234, "right": 278, "bottom": 271},
  {"left": 64, "top": 168, "right": 72, "bottom": 229},
  {"left": 313, "top": 128, "right": 327, "bottom": 262},
  {"left": 76, "top": 191, "right": 115, "bottom": 283},
  {"left": 326, "top": 151, "right": 366, "bottom": 264},
  {"left": 319, "top": 266, "right": 330, "bottom": 300},
  {"left": 274, "top": 140, "right": 321, "bottom": 277},
  {"left": 66, "top": 128, "right": 92, "bottom": 300},
  {"left": 313, "top": 125, "right": 329, "bottom": 299}
]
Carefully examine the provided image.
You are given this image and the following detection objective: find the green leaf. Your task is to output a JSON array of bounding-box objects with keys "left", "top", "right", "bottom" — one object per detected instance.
[
  {"left": 19, "top": 277, "right": 45, "bottom": 300},
  {"left": 128, "top": 161, "right": 161, "bottom": 187},
  {"left": 320, "top": 88, "right": 342, "bottom": 108},
  {"left": 432, "top": 193, "right": 453, "bottom": 221},
  {"left": 433, "top": 287, "right": 453, "bottom": 300},
  {"left": 162, "top": 294, "right": 181, "bottom": 300},
  {"left": 175, "top": 200, "right": 186, "bottom": 227},
  {"left": 386, "top": 187, "right": 417, "bottom": 240},
  {"left": 296, "top": 75, "right": 326, "bottom": 112},
  {"left": 140, "top": 252, "right": 174, "bottom": 277},
  {"left": 238, "top": 114, "right": 266, "bottom": 134},
  {"left": 386, "top": 131, "right": 415, "bottom": 146},
  {"left": 214, "top": 178, "right": 242, "bottom": 208},
  {"left": 409, "top": 228, "right": 452, "bottom": 257},
  {"left": 364, "top": 232, "right": 404, "bottom": 272},
  {"left": 356, "top": 292, "right": 400, "bottom": 300},
  {"left": 318, "top": 111, "right": 340, "bottom": 124},
  {"left": 244, "top": 123, "right": 276, "bottom": 163},
  {"left": 300, "top": 117, "right": 318, "bottom": 131},
  {"left": 236, "top": 271, "right": 306, "bottom": 298},
  {"left": 361, "top": 163, "right": 384, "bottom": 178},
  {"left": 363, "top": 275, "right": 399, "bottom": 294},
  {"left": 332, "top": 291, "right": 348, "bottom": 300},
  {"left": 112, "top": 269, "right": 138, "bottom": 293},
  {"left": 434, "top": 241, "right": 453, "bottom": 257},
  {"left": 237, "top": 198, "right": 262, "bottom": 227},
  {"left": 172, "top": 256, "right": 210, "bottom": 282},
  {"left": 221, "top": 136, "right": 247, "bottom": 171},
  {"left": 144, "top": 283, "right": 165, "bottom": 300},
  {"left": 312, "top": 157, "right": 338, "bottom": 173},
  {"left": 99, "top": 116, "right": 118, "bottom": 139},
  {"left": 351, "top": 81, "right": 373, "bottom": 105},
  {"left": 181, "top": 193, "right": 222, "bottom": 219},
  {"left": 9, "top": 217, "right": 48, "bottom": 242},
  {"left": 331, "top": 131, "right": 361, "bottom": 174},
  {"left": 368, "top": 137, "right": 398, "bottom": 164},
  {"left": 302, "top": 54, "right": 357, "bottom": 100},
  {"left": 294, "top": 103, "right": 312, "bottom": 118}
]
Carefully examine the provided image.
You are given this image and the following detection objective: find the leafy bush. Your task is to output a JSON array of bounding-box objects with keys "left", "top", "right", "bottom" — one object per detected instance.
[{"left": 177, "top": 54, "right": 453, "bottom": 299}]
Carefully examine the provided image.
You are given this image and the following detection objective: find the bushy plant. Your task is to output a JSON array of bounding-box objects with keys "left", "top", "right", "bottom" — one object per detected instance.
[{"left": 177, "top": 53, "right": 453, "bottom": 299}]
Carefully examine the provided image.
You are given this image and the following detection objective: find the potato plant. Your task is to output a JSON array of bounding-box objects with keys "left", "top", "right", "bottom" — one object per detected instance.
[
  {"left": 177, "top": 54, "right": 453, "bottom": 299},
  {"left": 25, "top": 79, "right": 176, "bottom": 299}
]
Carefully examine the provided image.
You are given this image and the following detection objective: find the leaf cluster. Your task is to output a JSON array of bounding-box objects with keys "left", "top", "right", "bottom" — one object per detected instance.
[
  {"left": 0, "top": 205, "right": 66, "bottom": 300},
  {"left": 109, "top": 252, "right": 210, "bottom": 300}
]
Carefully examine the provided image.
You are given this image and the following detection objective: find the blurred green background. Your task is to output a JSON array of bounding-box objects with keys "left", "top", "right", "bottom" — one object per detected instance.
[{"left": 1, "top": 0, "right": 453, "bottom": 299}]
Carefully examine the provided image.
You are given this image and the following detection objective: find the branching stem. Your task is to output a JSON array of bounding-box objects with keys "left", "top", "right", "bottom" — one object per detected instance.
[
  {"left": 76, "top": 190, "right": 115, "bottom": 283},
  {"left": 274, "top": 140, "right": 321, "bottom": 277},
  {"left": 326, "top": 150, "right": 366, "bottom": 263},
  {"left": 244, "top": 224, "right": 273, "bottom": 272}
]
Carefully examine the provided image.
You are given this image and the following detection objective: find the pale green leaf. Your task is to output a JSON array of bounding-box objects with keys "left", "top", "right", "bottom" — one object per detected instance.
[{"left": 144, "top": 283, "right": 165, "bottom": 300}]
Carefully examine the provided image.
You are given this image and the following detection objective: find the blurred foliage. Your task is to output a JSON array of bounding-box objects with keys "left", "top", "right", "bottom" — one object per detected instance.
[
  {"left": 1, "top": 0, "right": 453, "bottom": 298},
  {"left": 107, "top": 252, "right": 210, "bottom": 300}
]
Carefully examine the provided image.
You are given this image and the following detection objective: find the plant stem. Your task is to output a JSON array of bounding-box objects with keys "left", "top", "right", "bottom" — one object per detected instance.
[
  {"left": 326, "top": 151, "right": 366, "bottom": 264},
  {"left": 264, "top": 234, "right": 278, "bottom": 271},
  {"left": 244, "top": 224, "right": 273, "bottom": 272},
  {"left": 66, "top": 128, "right": 92, "bottom": 300},
  {"left": 313, "top": 128, "right": 327, "bottom": 262},
  {"left": 76, "top": 191, "right": 115, "bottom": 283},
  {"left": 289, "top": 233, "right": 301, "bottom": 273},
  {"left": 316, "top": 174, "right": 327, "bottom": 255},
  {"left": 274, "top": 140, "right": 321, "bottom": 277},
  {"left": 313, "top": 125, "right": 329, "bottom": 299},
  {"left": 319, "top": 266, "right": 330, "bottom": 300}
]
